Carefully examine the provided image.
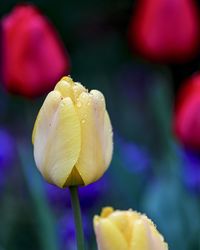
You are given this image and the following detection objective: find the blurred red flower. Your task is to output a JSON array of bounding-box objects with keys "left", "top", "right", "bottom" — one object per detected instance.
[
  {"left": 2, "top": 5, "right": 70, "bottom": 98},
  {"left": 174, "top": 74, "right": 200, "bottom": 150},
  {"left": 129, "top": 0, "right": 199, "bottom": 63}
]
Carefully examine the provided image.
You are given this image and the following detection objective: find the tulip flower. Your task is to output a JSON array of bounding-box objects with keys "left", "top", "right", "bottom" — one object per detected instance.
[
  {"left": 129, "top": 0, "right": 199, "bottom": 63},
  {"left": 174, "top": 74, "right": 200, "bottom": 150},
  {"left": 2, "top": 4, "right": 70, "bottom": 97},
  {"left": 32, "top": 76, "right": 113, "bottom": 188},
  {"left": 94, "top": 207, "right": 168, "bottom": 250}
]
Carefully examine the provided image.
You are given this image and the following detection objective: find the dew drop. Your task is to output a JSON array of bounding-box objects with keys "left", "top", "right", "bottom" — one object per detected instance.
[{"left": 81, "top": 119, "right": 86, "bottom": 124}]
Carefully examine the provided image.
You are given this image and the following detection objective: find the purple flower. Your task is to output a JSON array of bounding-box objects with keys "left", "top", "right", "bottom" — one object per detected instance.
[
  {"left": 117, "top": 136, "right": 151, "bottom": 173},
  {"left": 45, "top": 183, "right": 67, "bottom": 209},
  {"left": 0, "top": 129, "right": 15, "bottom": 187},
  {"left": 181, "top": 149, "right": 200, "bottom": 193},
  {"left": 78, "top": 177, "right": 108, "bottom": 208},
  {"left": 45, "top": 176, "right": 108, "bottom": 211},
  {"left": 58, "top": 212, "right": 91, "bottom": 250}
]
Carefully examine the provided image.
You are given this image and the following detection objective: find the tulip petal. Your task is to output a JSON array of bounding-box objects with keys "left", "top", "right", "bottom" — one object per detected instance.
[
  {"left": 54, "top": 77, "right": 87, "bottom": 103},
  {"left": 100, "top": 207, "right": 114, "bottom": 218},
  {"left": 104, "top": 111, "right": 113, "bottom": 167},
  {"left": 109, "top": 210, "right": 140, "bottom": 245},
  {"left": 131, "top": 218, "right": 152, "bottom": 250},
  {"left": 33, "top": 92, "right": 81, "bottom": 187},
  {"left": 131, "top": 216, "right": 168, "bottom": 250},
  {"left": 32, "top": 90, "right": 62, "bottom": 145},
  {"left": 55, "top": 78, "right": 75, "bottom": 100},
  {"left": 94, "top": 208, "right": 168, "bottom": 250},
  {"left": 148, "top": 219, "right": 168, "bottom": 250},
  {"left": 94, "top": 217, "right": 129, "bottom": 250},
  {"left": 73, "top": 82, "right": 87, "bottom": 100},
  {"left": 75, "top": 90, "right": 113, "bottom": 185}
]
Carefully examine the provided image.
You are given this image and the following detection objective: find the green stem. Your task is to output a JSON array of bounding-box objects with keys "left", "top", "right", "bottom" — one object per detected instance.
[{"left": 69, "top": 186, "right": 85, "bottom": 250}]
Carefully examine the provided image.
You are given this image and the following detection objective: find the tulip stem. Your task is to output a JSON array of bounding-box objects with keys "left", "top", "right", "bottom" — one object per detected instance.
[{"left": 69, "top": 186, "right": 85, "bottom": 250}]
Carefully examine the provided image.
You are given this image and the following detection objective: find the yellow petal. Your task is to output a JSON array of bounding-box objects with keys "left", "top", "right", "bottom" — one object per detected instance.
[
  {"left": 147, "top": 218, "right": 168, "bottom": 250},
  {"left": 55, "top": 79, "right": 74, "bottom": 100},
  {"left": 54, "top": 77, "right": 87, "bottom": 103},
  {"left": 32, "top": 90, "right": 62, "bottom": 151},
  {"left": 73, "top": 82, "right": 87, "bottom": 100},
  {"left": 32, "top": 109, "right": 40, "bottom": 144},
  {"left": 94, "top": 208, "right": 168, "bottom": 250},
  {"left": 94, "top": 216, "right": 129, "bottom": 250},
  {"left": 60, "top": 76, "right": 74, "bottom": 85},
  {"left": 131, "top": 216, "right": 168, "bottom": 250},
  {"left": 103, "top": 111, "right": 113, "bottom": 167},
  {"left": 100, "top": 207, "right": 114, "bottom": 218},
  {"left": 33, "top": 93, "right": 81, "bottom": 188},
  {"left": 75, "top": 90, "right": 113, "bottom": 185},
  {"left": 131, "top": 218, "right": 152, "bottom": 250},
  {"left": 108, "top": 210, "right": 140, "bottom": 245}
]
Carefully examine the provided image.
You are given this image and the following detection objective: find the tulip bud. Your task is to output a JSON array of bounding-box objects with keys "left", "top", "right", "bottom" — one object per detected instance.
[
  {"left": 174, "top": 74, "right": 200, "bottom": 150},
  {"left": 32, "top": 76, "right": 113, "bottom": 188},
  {"left": 2, "top": 4, "right": 70, "bottom": 97},
  {"left": 129, "top": 0, "right": 199, "bottom": 63},
  {"left": 94, "top": 207, "right": 168, "bottom": 250}
]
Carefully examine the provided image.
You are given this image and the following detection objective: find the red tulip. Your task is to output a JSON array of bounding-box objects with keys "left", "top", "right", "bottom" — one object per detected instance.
[
  {"left": 174, "top": 74, "right": 200, "bottom": 149},
  {"left": 2, "top": 5, "right": 70, "bottom": 97},
  {"left": 129, "top": 0, "right": 199, "bottom": 63}
]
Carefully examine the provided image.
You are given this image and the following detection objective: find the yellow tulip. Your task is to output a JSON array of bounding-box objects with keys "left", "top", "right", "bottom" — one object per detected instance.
[
  {"left": 32, "top": 76, "right": 113, "bottom": 188},
  {"left": 94, "top": 207, "right": 168, "bottom": 250}
]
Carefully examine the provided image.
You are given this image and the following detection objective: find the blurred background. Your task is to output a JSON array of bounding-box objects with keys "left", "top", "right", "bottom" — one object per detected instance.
[{"left": 1, "top": 0, "right": 200, "bottom": 249}]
